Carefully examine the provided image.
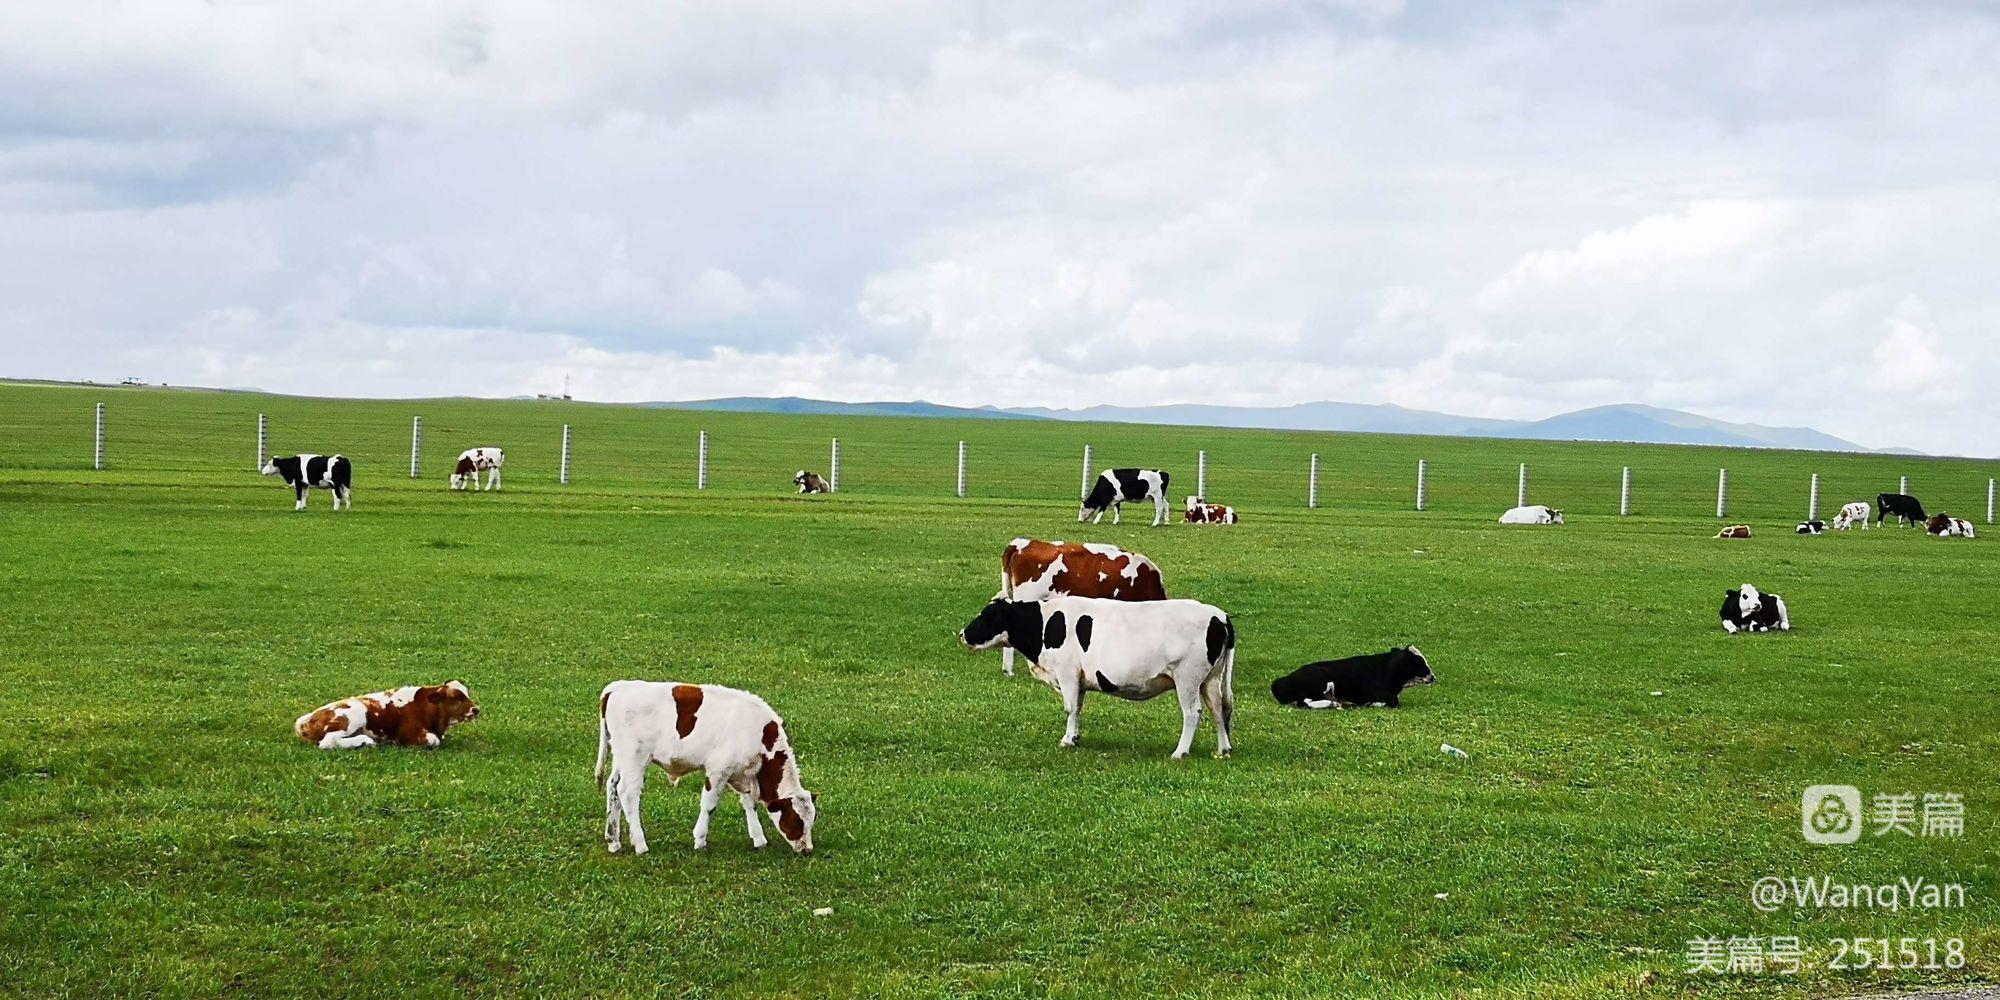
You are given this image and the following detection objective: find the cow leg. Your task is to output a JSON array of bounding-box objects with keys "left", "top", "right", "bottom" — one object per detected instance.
[
  {"left": 614, "top": 753, "right": 650, "bottom": 855},
  {"left": 490, "top": 467, "right": 501, "bottom": 491},
  {"left": 317, "top": 729, "right": 375, "bottom": 749},
  {"left": 1111, "top": 503, "right": 1121, "bottom": 525},
  {"left": 692, "top": 778, "right": 723, "bottom": 849},
  {"left": 336, "top": 485, "right": 350, "bottom": 511},
  {"left": 604, "top": 770, "right": 624, "bottom": 851},
  {"left": 1057, "top": 673, "right": 1084, "bottom": 748},
  {"left": 1200, "top": 674, "right": 1232, "bottom": 757},
  {"left": 736, "top": 790, "right": 768, "bottom": 849},
  {"left": 294, "top": 485, "right": 307, "bottom": 511},
  {"left": 1001, "top": 646, "right": 1015, "bottom": 677},
  {"left": 1170, "top": 680, "right": 1203, "bottom": 760},
  {"left": 1152, "top": 493, "right": 1166, "bottom": 527}
]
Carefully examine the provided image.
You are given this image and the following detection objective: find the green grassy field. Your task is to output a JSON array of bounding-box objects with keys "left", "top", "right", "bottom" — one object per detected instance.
[{"left": 2, "top": 381, "right": 1996, "bottom": 999}]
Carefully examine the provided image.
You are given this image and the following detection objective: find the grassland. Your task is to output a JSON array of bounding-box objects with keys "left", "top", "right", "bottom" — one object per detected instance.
[{"left": 1, "top": 380, "right": 1996, "bottom": 999}]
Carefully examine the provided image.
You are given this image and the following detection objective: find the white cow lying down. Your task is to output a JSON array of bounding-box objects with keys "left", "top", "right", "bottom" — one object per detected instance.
[
  {"left": 1500, "top": 504, "right": 1564, "bottom": 524},
  {"left": 960, "top": 595, "right": 1236, "bottom": 759}
]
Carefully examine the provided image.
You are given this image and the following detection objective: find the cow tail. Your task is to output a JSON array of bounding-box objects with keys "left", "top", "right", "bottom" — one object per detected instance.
[
  {"left": 1000, "top": 545, "right": 1015, "bottom": 599},
  {"left": 594, "top": 689, "right": 612, "bottom": 786},
  {"left": 1222, "top": 618, "right": 1237, "bottom": 732}
]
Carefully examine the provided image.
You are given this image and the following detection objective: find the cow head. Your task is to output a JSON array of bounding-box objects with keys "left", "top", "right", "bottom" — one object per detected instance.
[
  {"left": 767, "top": 787, "right": 818, "bottom": 854},
  {"left": 1078, "top": 477, "right": 1115, "bottom": 521},
  {"left": 960, "top": 599, "right": 1043, "bottom": 659},
  {"left": 1396, "top": 647, "right": 1437, "bottom": 688},
  {"left": 1547, "top": 508, "right": 1565, "bottom": 524},
  {"left": 451, "top": 456, "right": 475, "bottom": 490},
  {"left": 1736, "top": 584, "right": 1763, "bottom": 617},
  {"left": 259, "top": 458, "right": 281, "bottom": 476},
  {"left": 1926, "top": 514, "right": 1950, "bottom": 534},
  {"left": 430, "top": 680, "right": 481, "bottom": 729}
]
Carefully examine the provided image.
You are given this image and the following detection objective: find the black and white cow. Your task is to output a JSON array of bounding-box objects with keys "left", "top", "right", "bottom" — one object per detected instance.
[
  {"left": 1271, "top": 647, "right": 1435, "bottom": 709},
  {"left": 261, "top": 454, "right": 352, "bottom": 511},
  {"left": 794, "top": 470, "right": 830, "bottom": 494},
  {"left": 1876, "top": 493, "right": 1927, "bottom": 527},
  {"left": 1795, "top": 520, "right": 1827, "bottom": 535},
  {"left": 1720, "top": 583, "right": 1789, "bottom": 634},
  {"left": 1080, "top": 468, "right": 1170, "bottom": 526},
  {"left": 959, "top": 595, "right": 1235, "bottom": 758}
]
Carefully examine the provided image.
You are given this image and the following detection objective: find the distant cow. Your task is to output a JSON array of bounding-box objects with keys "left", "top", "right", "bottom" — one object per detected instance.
[
  {"left": 794, "top": 470, "right": 830, "bottom": 494},
  {"left": 1715, "top": 525, "right": 1753, "bottom": 539},
  {"left": 960, "top": 596, "right": 1235, "bottom": 759},
  {"left": 1271, "top": 647, "right": 1435, "bottom": 709},
  {"left": 261, "top": 454, "right": 352, "bottom": 511},
  {"left": 597, "top": 680, "right": 818, "bottom": 855},
  {"left": 1080, "top": 468, "right": 1170, "bottom": 526},
  {"left": 1499, "top": 504, "right": 1563, "bottom": 525},
  {"left": 1720, "top": 583, "right": 1790, "bottom": 633},
  {"left": 1832, "top": 501, "right": 1870, "bottom": 531},
  {"left": 1795, "top": 520, "right": 1826, "bottom": 535},
  {"left": 295, "top": 681, "right": 480, "bottom": 749},
  {"left": 1926, "top": 514, "right": 1977, "bottom": 538},
  {"left": 1183, "top": 496, "right": 1239, "bottom": 524},
  {"left": 451, "top": 447, "right": 504, "bottom": 491},
  {"left": 996, "top": 538, "right": 1167, "bottom": 676},
  {"left": 1877, "top": 493, "right": 1927, "bottom": 527}
]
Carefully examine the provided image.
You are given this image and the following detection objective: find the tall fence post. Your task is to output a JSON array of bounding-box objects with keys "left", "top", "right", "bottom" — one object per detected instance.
[
  {"left": 1517, "top": 463, "right": 1527, "bottom": 507},
  {"left": 1620, "top": 466, "right": 1631, "bottom": 516},
  {"left": 93, "top": 403, "right": 104, "bottom": 470},
  {"left": 256, "top": 413, "right": 267, "bottom": 470},
  {"left": 1900, "top": 475, "right": 1909, "bottom": 495},
  {"left": 956, "top": 441, "right": 967, "bottom": 498},
  {"left": 1716, "top": 469, "right": 1728, "bottom": 518},
  {"left": 1416, "top": 459, "right": 1428, "bottom": 511},
  {"left": 410, "top": 416, "right": 423, "bottom": 479},
  {"left": 698, "top": 431, "right": 709, "bottom": 490},
  {"left": 1080, "top": 445, "right": 1093, "bottom": 500},
  {"left": 1988, "top": 478, "right": 1995, "bottom": 524},
  {"left": 559, "top": 424, "right": 571, "bottom": 485},
  {"left": 1197, "top": 450, "right": 1207, "bottom": 497},
  {"left": 1809, "top": 473, "right": 1819, "bottom": 520},
  {"left": 1308, "top": 453, "right": 1320, "bottom": 509}
]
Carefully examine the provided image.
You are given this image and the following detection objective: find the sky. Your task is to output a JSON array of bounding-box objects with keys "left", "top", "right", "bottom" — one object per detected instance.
[{"left": 1, "top": 1, "right": 1996, "bottom": 453}]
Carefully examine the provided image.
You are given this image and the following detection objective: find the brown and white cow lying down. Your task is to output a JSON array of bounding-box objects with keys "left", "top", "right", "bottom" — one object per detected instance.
[
  {"left": 996, "top": 538, "right": 1167, "bottom": 676},
  {"left": 1184, "top": 496, "right": 1238, "bottom": 524},
  {"left": 597, "top": 681, "right": 818, "bottom": 855},
  {"left": 1927, "top": 514, "right": 1977, "bottom": 538},
  {"left": 295, "top": 681, "right": 480, "bottom": 749},
  {"left": 1715, "top": 525, "right": 1753, "bottom": 539}
]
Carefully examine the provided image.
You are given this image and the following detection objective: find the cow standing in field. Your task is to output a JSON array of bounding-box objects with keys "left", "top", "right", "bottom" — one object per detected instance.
[
  {"left": 295, "top": 681, "right": 480, "bottom": 749},
  {"left": 794, "top": 471, "right": 830, "bottom": 494},
  {"left": 996, "top": 538, "right": 1167, "bottom": 676},
  {"left": 261, "top": 454, "right": 352, "bottom": 511},
  {"left": 597, "top": 680, "right": 818, "bottom": 855},
  {"left": 1876, "top": 493, "right": 1927, "bottom": 527},
  {"left": 451, "top": 447, "right": 504, "bottom": 491},
  {"left": 1832, "top": 501, "right": 1870, "bottom": 531},
  {"left": 1498, "top": 504, "right": 1563, "bottom": 525},
  {"left": 1184, "top": 496, "right": 1239, "bottom": 524},
  {"left": 1080, "top": 468, "right": 1171, "bottom": 526},
  {"left": 1926, "top": 514, "right": 1977, "bottom": 538},
  {"left": 960, "top": 596, "right": 1236, "bottom": 759}
]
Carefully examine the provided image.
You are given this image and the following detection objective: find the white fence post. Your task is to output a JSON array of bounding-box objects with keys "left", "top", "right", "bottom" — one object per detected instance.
[
  {"left": 1809, "top": 473, "right": 1819, "bottom": 520},
  {"left": 1416, "top": 459, "right": 1428, "bottom": 511},
  {"left": 1716, "top": 468, "right": 1728, "bottom": 518},
  {"left": 1988, "top": 478, "right": 1995, "bottom": 524},
  {"left": 93, "top": 403, "right": 104, "bottom": 470},
  {"left": 559, "top": 424, "right": 571, "bottom": 485},
  {"left": 1517, "top": 463, "right": 1527, "bottom": 507},
  {"left": 1197, "top": 450, "right": 1207, "bottom": 497},
  {"left": 1899, "top": 475, "right": 1908, "bottom": 495},
  {"left": 956, "top": 441, "right": 967, "bottom": 498},
  {"left": 830, "top": 438, "right": 841, "bottom": 493},
  {"left": 698, "top": 431, "right": 709, "bottom": 490},
  {"left": 1080, "top": 445, "right": 1093, "bottom": 499},
  {"left": 410, "top": 416, "right": 423, "bottom": 479},
  {"left": 256, "top": 413, "right": 267, "bottom": 470},
  {"left": 1308, "top": 453, "right": 1320, "bottom": 509},
  {"left": 1620, "top": 466, "right": 1631, "bottom": 516}
]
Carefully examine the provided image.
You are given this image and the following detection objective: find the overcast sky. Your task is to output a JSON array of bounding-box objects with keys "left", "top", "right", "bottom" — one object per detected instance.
[{"left": 2, "top": 1, "right": 1995, "bottom": 452}]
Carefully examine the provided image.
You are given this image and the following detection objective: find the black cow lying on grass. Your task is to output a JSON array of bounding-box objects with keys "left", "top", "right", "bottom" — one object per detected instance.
[
  {"left": 1720, "top": 584, "right": 1790, "bottom": 634},
  {"left": 1796, "top": 520, "right": 1826, "bottom": 535},
  {"left": 1271, "top": 647, "right": 1434, "bottom": 709}
]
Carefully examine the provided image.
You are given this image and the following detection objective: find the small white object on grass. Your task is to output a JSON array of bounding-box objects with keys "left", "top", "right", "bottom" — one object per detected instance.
[
  {"left": 812, "top": 907, "right": 833, "bottom": 918},
  {"left": 1650, "top": 691, "right": 1664, "bottom": 697},
  {"left": 1440, "top": 743, "right": 1469, "bottom": 759},
  {"left": 1434, "top": 892, "right": 1448, "bottom": 900}
]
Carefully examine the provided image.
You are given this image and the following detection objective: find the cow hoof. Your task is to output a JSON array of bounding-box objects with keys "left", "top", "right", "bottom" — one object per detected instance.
[
  {"left": 632, "top": 845, "right": 649, "bottom": 857},
  {"left": 607, "top": 843, "right": 621, "bottom": 854},
  {"left": 1059, "top": 739, "right": 1078, "bottom": 749},
  {"left": 1170, "top": 751, "right": 1189, "bottom": 760},
  {"left": 1215, "top": 749, "right": 1232, "bottom": 758}
]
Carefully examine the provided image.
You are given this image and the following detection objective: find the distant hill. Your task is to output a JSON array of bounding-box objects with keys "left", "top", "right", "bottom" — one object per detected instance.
[{"left": 649, "top": 396, "right": 1046, "bottom": 420}]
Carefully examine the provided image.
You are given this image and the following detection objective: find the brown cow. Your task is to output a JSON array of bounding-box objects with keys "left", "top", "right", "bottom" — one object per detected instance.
[
  {"left": 996, "top": 538, "right": 1167, "bottom": 676},
  {"left": 295, "top": 681, "right": 480, "bottom": 749},
  {"left": 1715, "top": 525, "right": 1753, "bottom": 539},
  {"left": 1184, "top": 496, "right": 1239, "bottom": 524}
]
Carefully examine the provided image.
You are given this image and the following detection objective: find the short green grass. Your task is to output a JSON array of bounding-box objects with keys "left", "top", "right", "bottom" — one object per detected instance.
[{"left": 2, "top": 381, "right": 1996, "bottom": 999}]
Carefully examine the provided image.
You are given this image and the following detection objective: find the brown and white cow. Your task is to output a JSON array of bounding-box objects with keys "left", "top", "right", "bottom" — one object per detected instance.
[
  {"left": 1927, "top": 514, "right": 1977, "bottom": 538},
  {"left": 1715, "top": 525, "right": 1753, "bottom": 539},
  {"left": 451, "top": 447, "right": 503, "bottom": 491},
  {"left": 295, "top": 681, "right": 480, "bottom": 749},
  {"left": 996, "top": 538, "right": 1167, "bottom": 676},
  {"left": 597, "top": 680, "right": 818, "bottom": 855},
  {"left": 1184, "top": 496, "right": 1239, "bottom": 524}
]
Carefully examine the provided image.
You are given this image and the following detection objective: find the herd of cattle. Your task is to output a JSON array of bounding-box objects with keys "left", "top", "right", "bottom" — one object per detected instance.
[{"left": 270, "top": 454, "right": 1981, "bottom": 855}]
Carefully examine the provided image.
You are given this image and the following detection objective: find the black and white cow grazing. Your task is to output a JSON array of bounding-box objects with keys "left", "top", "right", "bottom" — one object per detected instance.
[
  {"left": 794, "top": 470, "right": 830, "bottom": 494},
  {"left": 261, "top": 454, "right": 352, "bottom": 511},
  {"left": 1876, "top": 493, "right": 1927, "bottom": 527},
  {"left": 1079, "top": 468, "right": 1170, "bottom": 526},
  {"left": 1271, "top": 647, "right": 1435, "bottom": 709},
  {"left": 959, "top": 595, "right": 1235, "bottom": 758},
  {"left": 1720, "top": 583, "right": 1790, "bottom": 634},
  {"left": 1796, "top": 520, "right": 1827, "bottom": 535}
]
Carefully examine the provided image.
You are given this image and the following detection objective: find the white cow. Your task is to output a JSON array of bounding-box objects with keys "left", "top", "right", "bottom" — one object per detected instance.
[
  {"left": 960, "top": 595, "right": 1236, "bottom": 759},
  {"left": 1499, "top": 504, "right": 1564, "bottom": 525},
  {"left": 596, "top": 681, "right": 818, "bottom": 855},
  {"left": 450, "top": 447, "right": 504, "bottom": 491},
  {"left": 1832, "top": 501, "right": 1870, "bottom": 531}
]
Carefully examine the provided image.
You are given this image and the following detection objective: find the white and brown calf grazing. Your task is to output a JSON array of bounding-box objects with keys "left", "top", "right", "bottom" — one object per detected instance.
[
  {"left": 451, "top": 447, "right": 504, "bottom": 491},
  {"left": 1183, "top": 496, "right": 1238, "bottom": 524},
  {"left": 596, "top": 681, "right": 818, "bottom": 855},
  {"left": 995, "top": 538, "right": 1167, "bottom": 676},
  {"left": 295, "top": 681, "right": 480, "bottom": 749},
  {"left": 1832, "top": 501, "right": 1870, "bottom": 531}
]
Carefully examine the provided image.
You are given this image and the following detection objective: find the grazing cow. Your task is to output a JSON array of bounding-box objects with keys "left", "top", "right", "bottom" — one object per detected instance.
[
  {"left": 1080, "top": 468, "right": 1171, "bottom": 527},
  {"left": 1795, "top": 520, "right": 1826, "bottom": 535},
  {"left": 1715, "top": 525, "right": 1753, "bottom": 539},
  {"left": 794, "top": 470, "right": 830, "bottom": 494},
  {"left": 261, "top": 454, "right": 352, "bottom": 511},
  {"left": 1271, "top": 647, "right": 1435, "bottom": 709},
  {"left": 1876, "top": 493, "right": 1927, "bottom": 527},
  {"left": 1720, "top": 583, "right": 1790, "bottom": 634},
  {"left": 1832, "top": 501, "right": 1871, "bottom": 531},
  {"left": 1926, "top": 514, "right": 1977, "bottom": 538},
  {"left": 959, "top": 595, "right": 1235, "bottom": 758},
  {"left": 1498, "top": 504, "right": 1564, "bottom": 525},
  {"left": 450, "top": 447, "right": 504, "bottom": 491},
  {"left": 295, "top": 681, "right": 480, "bottom": 749},
  {"left": 996, "top": 538, "right": 1167, "bottom": 676},
  {"left": 1183, "top": 496, "right": 1239, "bottom": 524},
  {"left": 596, "top": 680, "right": 817, "bottom": 855}
]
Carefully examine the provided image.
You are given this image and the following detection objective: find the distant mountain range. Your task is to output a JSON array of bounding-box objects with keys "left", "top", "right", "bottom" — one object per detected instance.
[{"left": 653, "top": 396, "right": 1891, "bottom": 453}]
